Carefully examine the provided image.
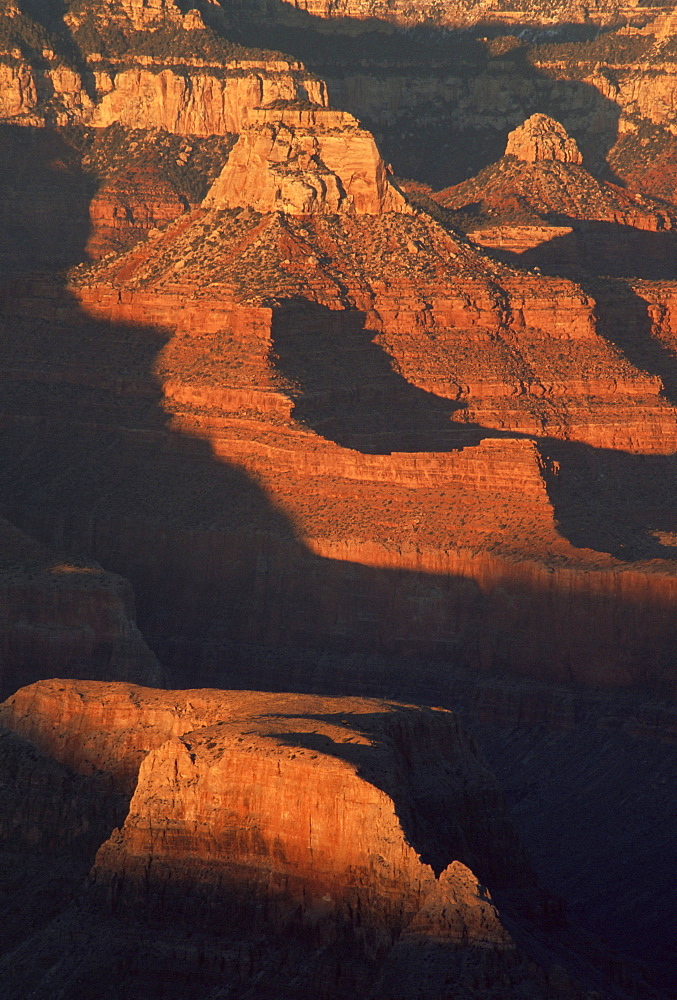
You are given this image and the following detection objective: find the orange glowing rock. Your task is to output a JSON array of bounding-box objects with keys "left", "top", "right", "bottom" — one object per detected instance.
[
  {"left": 204, "top": 104, "right": 410, "bottom": 216},
  {"left": 1, "top": 679, "right": 525, "bottom": 949}
]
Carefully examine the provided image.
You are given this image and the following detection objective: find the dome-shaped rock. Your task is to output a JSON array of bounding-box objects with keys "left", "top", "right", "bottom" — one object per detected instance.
[{"left": 505, "top": 113, "right": 583, "bottom": 164}]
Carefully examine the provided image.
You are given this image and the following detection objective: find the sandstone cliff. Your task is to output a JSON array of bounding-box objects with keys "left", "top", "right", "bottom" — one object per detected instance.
[
  {"left": 90, "top": 696, "right": 518, "bottom": 945},
  {"left": 0, "top": 0, "right": 326, "bottom": 134},
  {"left": 0, "top": 679, "right": 532, "bottom": 887},
  {"left": 204, "top": 102, "right": 409, "bottom": 214},
  {"left": 1, "top": 169, "right": 675, "bottom": 698},
  {"left": 0, "top": 679, "right": 581, "bottom": 999},
  {"left": 505, "top": 113, "right": 584, "bottom": 165},
  {"left": 88, "top": 62, "right": 328, "bottom": 135},
  {"left": 237, "top": 0, "right": 672, "bottom": 29}
]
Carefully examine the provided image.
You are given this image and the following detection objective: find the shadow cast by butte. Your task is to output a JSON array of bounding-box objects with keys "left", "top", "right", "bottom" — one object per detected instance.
[{"left": 0, "top": 120, "right": 675, "bottom": 704}]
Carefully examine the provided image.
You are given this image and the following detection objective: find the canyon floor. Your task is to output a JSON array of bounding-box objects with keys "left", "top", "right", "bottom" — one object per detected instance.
[{"left": 0, "top": 0, "right": 676, "bottom": 996}]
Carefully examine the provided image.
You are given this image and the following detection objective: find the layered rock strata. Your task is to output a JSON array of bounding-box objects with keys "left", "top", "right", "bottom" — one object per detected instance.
[
  {"left": 89, "top": 693, "right": 518, "bottom": 943},
  {"left": 2, "top": 200, "right": 676, "bottom": 697},
  {"left": 242, "top": 0, "right": 672, "bottom": 28},
  {"left": 0, "top": 0, "right": 327, "bottom": 133},
  {"left": 0, "top": 679, "right": 527, "bottom": 884},
  {"left": 89, "top": 63, "right": 328, "bottom": 136},
  {"left": 204, "top": 103, "right": 409, "bottom": 214},
  {"left": 0, "top": 680, "right": 568, "bottom": 999},
  {"left": 428, "top": 115, "right": 677, "bottom": 285},
  {"left": 429, "top": 116, "right": 677, "bottom": 236},
  {"left": 0, "top": 16, "right": 675, "bottom": 699},
  {"left": 505, "top": 113, "right": 584, "bottom": 165}
]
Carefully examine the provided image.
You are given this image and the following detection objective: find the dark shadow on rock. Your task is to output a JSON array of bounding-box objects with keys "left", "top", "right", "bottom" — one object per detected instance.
[
  {"left": 592, "top": 276, "right": 677, "bottom": 406},
  {"left": 218, "top": 5, "right": 622, "bottom": 187},
  {"left": 260, "top": 707, "right": 532, "bottom": 889},
  {"left": 272, "top": 298, "right": 508, "bottom": 452},
  {"left": 504, "top": 225, "right": 677, "bottom": 407},
  {"left": 0, "top": 123, "right": 674, "bottom": 997},
  {"left": 539, "top": 439, "right": 677, "bottom": 561},
  {"left": 270, "top": 298, "right": 677, "bottom": 561},
  {"left": 0, "top": 124, "right": 98, "bottom": 278},
  {"left": 517, "top": 220, "right": 677, "bottom": 282}
]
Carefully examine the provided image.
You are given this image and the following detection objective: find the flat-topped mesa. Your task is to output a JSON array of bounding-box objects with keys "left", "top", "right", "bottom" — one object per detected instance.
[
  {"left": 204, "top": 102, "right": 410, "bottom": 215},
  {"left": 506, "top": 114, "right": 583, "bottom": 165},
  {"left": 0, "top": 681, "right": 522, "bottom": 946}
]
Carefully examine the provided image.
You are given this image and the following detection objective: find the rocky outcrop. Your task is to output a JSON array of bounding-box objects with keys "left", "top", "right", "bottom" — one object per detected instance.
[
  {"left": 89, "top": 690, "right": 519, "bottom": 943},
  {"left": 0, "top": 679, "right": 573, "bottom": 999},
  {"left": 64, "top": 0, "right": 185, "bottom": 31},
  {"left": 505, "top": 114, "right": 583, "bottom": 165},
  {"left": 204, "top": 103, "right": 409, "bottom": 214},
  {"left": 433, "top": 150, "right": 677, "bottom": 237},
  {"left": 0, "top": 679, "right": 533, "bottom": 885},
  {"left": 302, "top": 22, "right": 677, "bottom": 201},
  {"left": 0, "top": 61, "right": 40, "bottom": 122},
  {"left": 0, "top": 196, "right": 675, "bottom": 699},
  {"left": 245, "top": 0, "right": 668, "bottom": 28},
  {"left": 0, "top": 519, "right": 164, "bottom": 700}
]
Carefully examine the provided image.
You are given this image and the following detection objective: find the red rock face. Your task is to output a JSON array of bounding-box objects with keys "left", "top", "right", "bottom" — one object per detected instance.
[
  {"left": 204, "top": 104, "right": 409, "bottom": 215},
  {"left": 505, "top": 114, "right": 583, "bottom": 165},
  {"left": 435, "top": 156, "right": 677, "bottom": 236},
  {"left": 0, "top": 680, "right": 525, "bottom": 960},
  {"left": 9, "top": 680, "right": 618, "bottom": 997},
  {"left": 86, "top": 167, "right": 190, "bottom": 259},
  {"left": 92, "top": 711, "right": 513, "bottom": 947},
  {"left": 1, "top": 194, "right": 675, "bottom": 698},
  {"left": 0, "top": 680, "right": 530, "bottom": 885},
  {"left": 0, "top": 12, "right": 675, "bottom": 704}
]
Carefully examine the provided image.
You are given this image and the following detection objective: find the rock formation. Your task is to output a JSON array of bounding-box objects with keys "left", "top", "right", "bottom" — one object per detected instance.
[
  {"left": 0, "top": 0, "right": 326, "bottom": 133},
  {"left": 1, "top": 170, "right": 675, "bottom": 697},
  {"left": 0, "top": 2, "right": 676, "bottom": 994},
  {"left": 88, "top": 64, "right": 328, "bottom": 136},
  {"left": 0, "top": 679, "right": 571, "bottom": 999},
  {"left": 0, "top": 518, "right": 163, "bottom": 700},
  {"left": 90, "top": 692, "right": 517, "bottom": 944},
  {"left": 204, "top": 103, "right": 409, "bottom": 214},
  {"left": 238, "top": 0, "right": 671, "bottom": 29},
  {"left": 505, "top": 114, "right": 584, "bottom": 165},
  {"left": 431, "top": 125, "right": 677, "bottom": 239}
]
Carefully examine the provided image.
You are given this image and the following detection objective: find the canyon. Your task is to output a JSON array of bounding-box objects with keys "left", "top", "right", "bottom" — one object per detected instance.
[{"left": 0, "top": 0, "right": 675, "bottom": 996}]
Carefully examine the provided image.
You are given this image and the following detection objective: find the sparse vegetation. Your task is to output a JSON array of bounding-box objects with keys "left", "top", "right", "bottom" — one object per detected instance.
[{"left": 71, "top": 122, "right": 235, "bottom": 204}]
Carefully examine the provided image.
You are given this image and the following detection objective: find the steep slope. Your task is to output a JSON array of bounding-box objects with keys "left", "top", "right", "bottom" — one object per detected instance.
[
  {"left": 0, "top": 0, "right": 326, "bottom": 130},
  {"left": 427, "top": 114, "right": 677, "bottom": 280},
  {"left": 436, "top": 114, "right": 677, "bottom": 234},
  {"left": 0, "top": 3, "right": 675, "bottom": 995},
  {"left": 0, "top": 679, "right": 581, "bottom": 1000}
]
